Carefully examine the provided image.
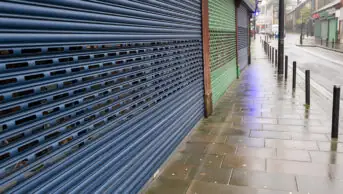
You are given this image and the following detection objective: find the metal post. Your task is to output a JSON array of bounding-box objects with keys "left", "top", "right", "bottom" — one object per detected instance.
[
  {"left": 300, "top": 23, "right": 303, "bottom": 45},
  {"left": 292, "top": 61, "right": 296, "bottom": 89},
  {"left": 332, "top": 38, "right": 334, "bottom": 49},
  {"left": 263, "top": 41, "right": 266, "bottom": 52},
  {"left": 263, "top": 40, "right": 266, "bottom": 51},
  {"left": 275, "top": 49, "right": 278, "bottom": 66},
  {"left": 326, "top": 38, "right": 329, "bottom": 47},
  {"left": 263, "top": 40, "right": 266, "bottom": 50},
  {"left": 305, "top": 70, "right": 310, "bottom": 106},
  {"left": 332, "top": 85, "right": 341, "bottom": 139},
  {"left": 321, "top": 38, "right": 323, "bottom": 45},
  {"left": 268, "top": 46, "right": 270, "bottom": 60},
  {"left": 285, "top": 55, "right": 288, "bottom": 79},
  {"left": 300, "top": 34, "right": 303, "bottom": 45},
  {"left": 268, "top": 44, "right": 270, "bottom": 58},
  {"left": 278, "top": 0, "right": 285, "bottom": 74},
  {"left": 264, "top": 41, "right": 266, "bottom": 52},
  {"left": 268, "top": 45, "right": 269, "bottom": 59},
  {"left": 272, "top": 47, "right": 274, "bottom": 64}
]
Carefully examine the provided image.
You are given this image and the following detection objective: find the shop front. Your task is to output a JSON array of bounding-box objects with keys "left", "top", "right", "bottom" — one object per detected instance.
[{"left": 313, "top": 8, "right": 338, "bottom": 43}]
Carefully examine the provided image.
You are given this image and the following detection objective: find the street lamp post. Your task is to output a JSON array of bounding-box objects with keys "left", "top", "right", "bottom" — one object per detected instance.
[
  {"left": 278, "top": 0, "right": 284, "bottom": 74},
  {"left": 300, "top": 22, "right": 303, "bottom": 45},
  {"left": 300, "top": 14, "right": 303, "bottom": 45}
]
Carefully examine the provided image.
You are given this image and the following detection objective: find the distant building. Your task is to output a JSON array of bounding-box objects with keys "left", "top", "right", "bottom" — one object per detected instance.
[
  {"left": 255, "top": 0, "right": 278, "bottom": 34},
  {"left": 285, "top": 0, "right": 312, "bottom": 34},
  {"left": 257, "top": 0, "right": 307, "bottom": 34},
  {"left": 311, "top": 0, "right": 342, "bottom": 43}
]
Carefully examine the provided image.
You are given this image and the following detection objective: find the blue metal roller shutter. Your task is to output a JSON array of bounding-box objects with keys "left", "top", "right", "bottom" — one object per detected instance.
[
  {"left": 237, "top": 3, "right": 249, "bottom": 71},
  {"left": 0, "top": 0, "right": 204, "bottom": 193}
]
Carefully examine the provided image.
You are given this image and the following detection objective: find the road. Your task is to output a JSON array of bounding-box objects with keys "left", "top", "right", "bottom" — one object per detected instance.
[{"left": 265, "top": 33, "right": 343, "bottom": 100}]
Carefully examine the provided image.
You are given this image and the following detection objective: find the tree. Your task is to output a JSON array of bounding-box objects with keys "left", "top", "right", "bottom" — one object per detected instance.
[{"left": 296, "top": 6, "right": 310, "bottom": 24}]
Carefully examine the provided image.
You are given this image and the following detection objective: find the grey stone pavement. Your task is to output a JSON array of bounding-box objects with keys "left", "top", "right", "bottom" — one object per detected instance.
[
  {"left": 301, "top": 36, "right": 343, "bottom": 52},
  {"left": 142, "top": 37, "right": 343, "bottom": 194}
]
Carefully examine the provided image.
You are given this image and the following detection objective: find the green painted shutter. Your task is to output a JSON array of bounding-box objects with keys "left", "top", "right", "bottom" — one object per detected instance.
[
  {"left": 321, "top": 20, "right": 328, "bottom": 40},
  {"left": 329, "top": 19, "right": 337, "bottom": 42},
  {"left": 209, "top": 0, "right": 237, "bottom": 105},
  {"left": 314, "top": 20, "right": 321, "bottom": 38}
]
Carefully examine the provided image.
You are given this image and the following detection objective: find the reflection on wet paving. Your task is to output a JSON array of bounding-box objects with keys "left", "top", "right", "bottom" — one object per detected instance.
[
  {"left": 144, "top": 42, "right": 343, "bottom": 194},
  {"left": 230, "top": 169, "right": 297, "bottom": 191},
  {"left": 221, "top": 154, "right": 266, "bottom": 171}
]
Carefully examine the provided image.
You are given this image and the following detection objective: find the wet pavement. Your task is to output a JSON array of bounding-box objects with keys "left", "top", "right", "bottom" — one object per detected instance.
[
  {"left": 143, "top": 37, "right": 343, "bottom": 194},
  {"left": 301, "top": 36, "right": 343, "bottom": 52},
  {"left": 268, "top": 34, "right": 343, "bottom": 127}
]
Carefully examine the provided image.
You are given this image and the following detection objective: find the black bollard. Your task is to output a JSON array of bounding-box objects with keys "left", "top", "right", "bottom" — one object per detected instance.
[
  {"left": 268, "top": 46, "right": 270, "bottom": 59},
  {"left": 263, "top": 41, "right": 266, "bottom": 51},
  {"left": 264, "top": 41, "right": 266, "bottom": 52},
  {"left": 305, "top": 70, "right": 310, "bottom": 106},
  {"left": 275, "top": 49, "right": 278, "bottom": 66},
  {"left": 332, "top": 85, "right": 341, "bottom": 139},
  {"left": 274, "top": 48, "right": 276, "bottom": 65},
  {"left": 272, "top": 48, "right": 274, "bottom": 64},
  {"left": 292, "top": 61, "right": 296, "bottom": 89},
  {"left": 326, "top": 38, "right": 329, "bottom": 47},
  {"left": 265, "top": 41, "right": 266, "bottom": 52},
  {"left": 285, "top": 56, "right": 288, "bottom": 79},
  {"left": 332, "top": 39, "right": 335, "bottom": 49},
  {"left": 321, "top": 38, "right": 323, "bottom": 45},
  {"left": 300, "top": 34, "right": 303, "bottom": 45},
  {"left": 268, "top": 44, "right": 270, "bottom": 58}
]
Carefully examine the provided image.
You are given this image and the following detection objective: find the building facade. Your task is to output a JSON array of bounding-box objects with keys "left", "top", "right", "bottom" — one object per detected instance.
[
  {"left": 256, "top": 0, "right": 276, "bottom": 34},
  {"left": 286, "top": 0, "right": 312, "bottom": 34},
  {"left": 312, "top": 0, "right": 342, "bottom": 43}
]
